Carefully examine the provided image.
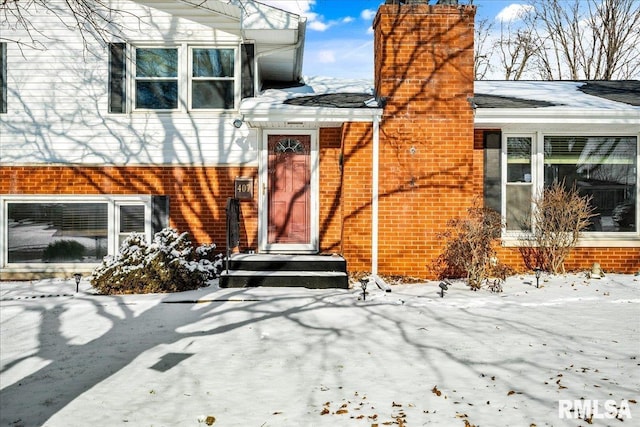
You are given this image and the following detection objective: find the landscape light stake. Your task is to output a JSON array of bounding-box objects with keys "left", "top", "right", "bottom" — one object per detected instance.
[
  {"left": 360, "top": 277, "right": 368, "bottom": 301},
  {"left": 439, "top": 281, "right": 449, "bottom": 298},
  {"left": 74, "top": 273, "right": 82, "bottom": 293},
  {"left": 534, "top": 268, "right": 541, "bottom": 288}
]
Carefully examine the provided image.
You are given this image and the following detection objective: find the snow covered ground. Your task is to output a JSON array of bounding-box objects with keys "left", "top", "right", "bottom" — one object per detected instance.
[{"left": 1, "top": 272, "right": 638, "bottom": 426}]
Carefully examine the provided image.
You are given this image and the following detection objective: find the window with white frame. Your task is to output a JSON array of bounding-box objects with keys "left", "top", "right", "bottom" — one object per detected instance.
[
  {"left": 501, "top": 134, "right": 638, "bottom": 235},
  {"left": 135, "top": 47, "right": 179, "bottom": 110},
  {"left": 191, "top": 47, "right": 235, "bottom": 109},
  {"left": 1, "top": 196, "right": 154, "bottom": 267},
  {"left": 129, "top": 45, "right": 237, "bottom": 111}
]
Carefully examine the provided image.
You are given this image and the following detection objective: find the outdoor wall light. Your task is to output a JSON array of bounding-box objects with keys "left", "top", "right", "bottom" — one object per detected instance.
[
  {"left": 232, "top": 117, "right": 244, "bottom": 128},
  {"left": 73, "top": 273, "right": 82, "bottom": 293},
  {"left": 534, "top": 267, "right": 542, "bottom": 288}
]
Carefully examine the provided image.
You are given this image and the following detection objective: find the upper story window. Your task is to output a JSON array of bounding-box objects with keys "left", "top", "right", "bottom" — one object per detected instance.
[
  {"left": 191, "top": 48, "right": 235, "bottom": 109},
  {"left": 127, "top": 45, "right": 237, "bottom": 112},
  {"left": 109, "top": 43, "right": 249, "bottom": 113},
  {"left": 135, "top": 47, "right": 179, "bottom": 110}
]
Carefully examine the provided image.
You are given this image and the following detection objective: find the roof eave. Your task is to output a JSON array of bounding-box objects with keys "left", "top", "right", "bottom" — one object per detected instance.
[{"left": 475, "top": 108, "right": 640, "bottom": 126}]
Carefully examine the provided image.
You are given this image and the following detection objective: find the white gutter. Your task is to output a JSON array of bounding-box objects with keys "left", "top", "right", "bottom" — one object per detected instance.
[
  {"left": 371, "top": 114, "right": 380, "bottom": 275},
  {"left": 475, "top": 108, "right": 640, "bottom": 125}
]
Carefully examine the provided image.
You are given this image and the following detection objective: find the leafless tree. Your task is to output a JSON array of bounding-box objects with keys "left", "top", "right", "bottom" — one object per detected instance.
[
  {"left": 475, "top": 0, "right": 640, "bottom": 80},
  {"left": 496, "top": 19, "right": 539, "bottom": 80},
  {"left": 529, "top": 0, "right": 640, "bottom": 80},
  {"left": 0, "top": 0, "right": 131, "bottom": 50},
  {"left": 474, "top": 18, "right": 495, "bottom": 80}
]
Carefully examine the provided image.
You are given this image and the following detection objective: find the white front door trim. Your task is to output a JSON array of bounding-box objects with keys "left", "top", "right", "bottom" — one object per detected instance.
[{"left": 258, "top": 129, "right": 319, "bottom": 253}]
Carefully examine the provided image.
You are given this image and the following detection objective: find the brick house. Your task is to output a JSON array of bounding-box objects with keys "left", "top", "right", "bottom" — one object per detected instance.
[{"left": 1, "top": 1, "right": 638, "bottom": 281}]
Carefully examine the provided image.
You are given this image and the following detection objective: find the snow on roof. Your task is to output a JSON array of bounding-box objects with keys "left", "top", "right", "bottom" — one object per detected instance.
[
  {"left": 240, "top": 76, "right": 380, "bottom": 119},
  {"left": 474, "top": 80, "right": 640, "bottom": 110},
  {"left": 241, "top": 77, "right": 640, "bottom": 119}
]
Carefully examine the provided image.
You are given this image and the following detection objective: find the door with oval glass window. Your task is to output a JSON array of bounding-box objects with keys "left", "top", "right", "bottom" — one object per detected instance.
[{"left": 267, "top": 134, "right": 311, "bottom": 247}]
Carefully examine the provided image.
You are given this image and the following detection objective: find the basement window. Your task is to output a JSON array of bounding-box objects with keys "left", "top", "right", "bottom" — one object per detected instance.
[{"left": 0, "top": 196, "right": 155, "bottom": 269}]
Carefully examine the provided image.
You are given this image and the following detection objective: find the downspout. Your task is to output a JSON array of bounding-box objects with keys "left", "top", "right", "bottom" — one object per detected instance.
[{"left": 372, "top": 114, "right": 380, "bottom": 275}]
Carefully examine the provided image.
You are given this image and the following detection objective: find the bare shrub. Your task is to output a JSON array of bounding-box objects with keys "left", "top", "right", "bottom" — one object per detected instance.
[
  {"left": 528, "top": 181, "right": 594, "bottom": 274},
  {"left": 436, "top": 204, "right": 504, "bottom": 290}
]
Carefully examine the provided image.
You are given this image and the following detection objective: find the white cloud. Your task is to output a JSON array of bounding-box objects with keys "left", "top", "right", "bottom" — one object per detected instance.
[
  {"left": 317, "top": 50, "right": 337, "bottom": 64},
  {"left": 495, "top": 4, "right": 534, "bottom": 22},
  {"left": 304, "top": 39, "right": 374, "bottom": 79},
  {"left": 308, "top": 20, "right": 330, "bottom": 31},
  {"left": 259, "top": 0, "right": 356, "bottom": 32},
  {"left": 361, "top": 9, "right": 377, "bottom": 20},
  {"left": 257, "top": 0, "right": 314, "bottom": 15}
]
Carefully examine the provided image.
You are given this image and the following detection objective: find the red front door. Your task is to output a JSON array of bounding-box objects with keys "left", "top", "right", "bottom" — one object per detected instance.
[{"left": 267, "top": 135, "right": 311, "bottom": 244}]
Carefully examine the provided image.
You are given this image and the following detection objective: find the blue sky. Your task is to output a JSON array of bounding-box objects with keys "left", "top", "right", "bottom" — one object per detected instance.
[{"left": 260, "top": 1, "right": 520, "bottom": 79}]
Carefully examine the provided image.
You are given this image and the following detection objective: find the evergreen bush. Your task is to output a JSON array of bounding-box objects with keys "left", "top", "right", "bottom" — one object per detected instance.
[
  {"left": 91, "top": 228, "right": 222, "bottom": 294},
  {"left": 42, "top": 240, "right": 85, "bottom": 261}
]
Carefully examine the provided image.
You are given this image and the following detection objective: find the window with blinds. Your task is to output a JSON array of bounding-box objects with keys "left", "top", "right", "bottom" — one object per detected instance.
[{"left": 543, "top": 136, "right": 636, "bottom": 232}]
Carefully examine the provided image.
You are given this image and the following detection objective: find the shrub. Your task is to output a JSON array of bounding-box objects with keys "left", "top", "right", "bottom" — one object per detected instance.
[
  {"left": 526, "top": 181, "right": 594, "bottom": 274},
  {"left": 436, "top": 203, "right": 504, "bottom": 290},
  {"left": 43, "top": 240, "right": 85, "bottom": 261},
  {"left": 91, "top": 228, "right": 221, "bottom": 294}
]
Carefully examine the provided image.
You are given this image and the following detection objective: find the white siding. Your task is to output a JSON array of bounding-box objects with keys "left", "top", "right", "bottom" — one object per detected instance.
[{"left": 0, "top": 0, "right": 258, "bottom": 166}]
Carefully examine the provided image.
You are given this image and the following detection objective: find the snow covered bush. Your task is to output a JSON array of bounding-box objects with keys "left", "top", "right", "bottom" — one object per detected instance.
[
  {"left": 435, "top": 203, "right": 505, "bottom": 290},
  {"left": 91, "top": 228, "right": 222, "bottom": 294}
]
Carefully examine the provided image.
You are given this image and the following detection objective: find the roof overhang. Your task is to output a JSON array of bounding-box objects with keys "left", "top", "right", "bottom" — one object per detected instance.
[
  {"left": 243, "top": 106, "right": 383, "bottom": 128},
  {"left": 475, "top": 108, "right": 640, "bottom": 133}
]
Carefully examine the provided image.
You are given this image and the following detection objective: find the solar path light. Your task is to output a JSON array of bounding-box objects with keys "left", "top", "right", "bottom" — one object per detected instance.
[
  {"left": 73, "top": 273, "right": 82, "bottom": 293},
  {"left": 534, "top": 267, "right": 542, "bottom": 288}
]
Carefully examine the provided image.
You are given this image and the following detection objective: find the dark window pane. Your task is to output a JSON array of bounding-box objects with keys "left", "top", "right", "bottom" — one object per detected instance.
[
  {"left": 193, "top": 48, "right": 234, "bottom": 77},
  {"left": 7, "top": 203, "right": 108, "bottom": 263},
  {"left": 192, "top": 80, "right": 234, "bottom": 109},
  {"left": 507, "top": 137, "right": 532, "bottom": 182},
  {"left": 136, "top": 48, "right": 178, "bottom": 78},
  {"left": 544, "top": 136, "right": 637, "bottom": 232},
  {"left": 120, "top": 205, "right": 145, "bottom": 233},
  {"left": 483, "top": 131, "right": 501, "bottom": 213},
  {"left": 136, "top": 81, "right": 178, "bottom": 109}
]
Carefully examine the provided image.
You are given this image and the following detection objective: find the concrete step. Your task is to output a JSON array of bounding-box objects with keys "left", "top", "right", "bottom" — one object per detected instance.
[
  {"left": 219, "top": 270, "right": 349, "bottom": 289},
  {"left": 226, "top": 254, "right": 346, "bottom": 272}
]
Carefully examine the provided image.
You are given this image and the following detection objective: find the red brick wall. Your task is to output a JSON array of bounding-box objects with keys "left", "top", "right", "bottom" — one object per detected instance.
[
  {"left": 341, "top": 122, "right": 374, "bottom": 272},
  {"left": 318, "top": 128, "right": 344, "bottom": 253},
  {"left": 0, "top": 166, "right": 259, "bottom": 251},
  {"left": 494, "top": 246, "right": 640, "bottom": 274},
  {"left": 360, "top": 4, "right": 476, "bottom": 278}
]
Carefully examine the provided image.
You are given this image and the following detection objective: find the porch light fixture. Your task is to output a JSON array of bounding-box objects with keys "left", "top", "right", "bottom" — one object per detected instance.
[
  {"left": 534, "top": 267, "right": 542, "bottom": 288},
  {"left": 232, "top": 117, "right": 244, "bottom": 128},
  {"left": 73, "top": 273, "right": 82, "bottom": 293}
]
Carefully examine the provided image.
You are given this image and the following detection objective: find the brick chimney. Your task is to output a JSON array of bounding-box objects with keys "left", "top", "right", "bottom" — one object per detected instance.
[{"left": 371, "top": 2, "right": 477, "bottom": 278}]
